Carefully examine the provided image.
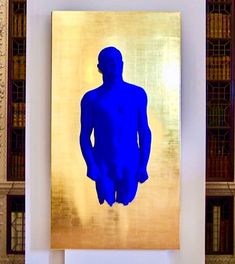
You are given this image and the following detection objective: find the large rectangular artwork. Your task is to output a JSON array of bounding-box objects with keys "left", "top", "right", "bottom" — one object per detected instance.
[{"left": 51, "top": 11, "right": 181, "bottom": 249}]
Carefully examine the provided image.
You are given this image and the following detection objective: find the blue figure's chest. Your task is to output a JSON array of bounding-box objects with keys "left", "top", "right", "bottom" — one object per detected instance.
[{"left": 94, "top": 91, "right": 137, "bottom": 119}]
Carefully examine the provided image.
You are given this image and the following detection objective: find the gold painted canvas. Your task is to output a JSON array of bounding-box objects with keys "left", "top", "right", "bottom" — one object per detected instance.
[{"left": 51, "top": 11, "right": 181, "bottom": 249}]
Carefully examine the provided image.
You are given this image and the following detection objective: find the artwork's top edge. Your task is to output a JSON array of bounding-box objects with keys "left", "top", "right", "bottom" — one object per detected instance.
[{"left": 51, "top": 10, "right": 181, "bottom": 16}]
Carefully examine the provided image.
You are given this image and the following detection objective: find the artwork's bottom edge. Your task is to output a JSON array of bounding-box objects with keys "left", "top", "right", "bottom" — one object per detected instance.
[{"left": 50, "top": 244, "right": 180, "bottom": 250}]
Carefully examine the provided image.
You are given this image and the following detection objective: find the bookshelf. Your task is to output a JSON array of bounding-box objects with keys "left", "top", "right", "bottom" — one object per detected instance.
[
  {"left": 206, "top": 0, "right": 234, "bottom": 182},
  {"left": 7, "top": 0, "right": 26, "bottom": 181},
  {"left": 206, "top": 0, "right": 234, "bottom": 259}
]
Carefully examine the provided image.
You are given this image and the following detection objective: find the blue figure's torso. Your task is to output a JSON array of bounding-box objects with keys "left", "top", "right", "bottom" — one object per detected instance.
[
  {"left": 90, "top": 83, "right": 142, "bottom": 165},
  {"left": 79, "top": 47, "right": 151, "bottom": 206}
]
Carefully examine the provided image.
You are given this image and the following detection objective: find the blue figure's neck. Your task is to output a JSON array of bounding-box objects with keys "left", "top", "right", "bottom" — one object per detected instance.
[{"left": 102, "top": 75, "right": 124, "bottom": 89}]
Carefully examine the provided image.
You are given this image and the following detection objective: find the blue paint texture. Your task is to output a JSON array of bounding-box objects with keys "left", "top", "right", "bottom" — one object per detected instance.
[{"left": 80, "top": 47, "right": 152, "bottom": 206}]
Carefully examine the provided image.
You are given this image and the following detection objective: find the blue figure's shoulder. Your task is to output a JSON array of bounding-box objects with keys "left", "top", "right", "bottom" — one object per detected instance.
[
  {"left": 81, "top": 87, "right": 101, "bottom": 105},
  {"left": 123, "top": 82, "right": 148, "bottom": 100}
]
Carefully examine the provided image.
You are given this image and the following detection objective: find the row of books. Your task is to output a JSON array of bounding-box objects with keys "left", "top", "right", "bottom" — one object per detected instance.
[
  {"left": 207, "top": 155, "right": 230, "bottom": 179},
  {"left": 207, "top": 106, "right": 229, "bottom": 127},
  {"left": 12, "top": 103, "right": 25, "bottom": 128},
  {"left": 13, "top": 56, "right": 26, "bottom": 80},
  {"left": 207, "top": 13, "right": 231, "bottom": 38},
  {"left": 208, "top": 137, "right": 228, "bottom": 155},
  {"left": 12, "top": 13, "right": 26, "bottom": 38},
  {"left": 11, "top": 154, "right": 25, "bottom": 180},
  {"left": 206, "top": 207, "right": 231, "bottom": 253},
  {"left": 206, "top": 56, "right": 230, "bottom": 81}
]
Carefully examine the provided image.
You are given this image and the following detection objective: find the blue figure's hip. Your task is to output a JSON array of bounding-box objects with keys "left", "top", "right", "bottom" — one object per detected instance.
[{"left": 93, "top": 144, "right": 140, "bottom": 181}]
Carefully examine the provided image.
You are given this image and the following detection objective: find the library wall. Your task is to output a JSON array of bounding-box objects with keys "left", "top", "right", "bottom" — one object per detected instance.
[
  {"left": 205, "top": 1, "right": 235, "bottom": 262},
  {"left": 0, "top": 1, "right": 25, "bottom": 262},
  {"left": 26, "top": 1, "right": 205, "bottom": 264}
]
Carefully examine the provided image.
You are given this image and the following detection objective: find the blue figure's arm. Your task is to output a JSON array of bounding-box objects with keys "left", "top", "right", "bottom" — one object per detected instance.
[
  {"left": 137, "top": 89, "right": 152, "bottom": 183},
  {"left": 80, "top": 93, "right": 99, "bottom": 181}
]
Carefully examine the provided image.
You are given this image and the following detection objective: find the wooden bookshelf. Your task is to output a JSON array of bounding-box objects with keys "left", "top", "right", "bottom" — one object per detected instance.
[
  {"left": 206, "top": 0, "right": 234, "bottom": 258},
  {"left": 206, "top": 0, "right": 234, "bottom": 182},
  {"left": 7, "top": 0, "right": 26, "bottom": 181}
]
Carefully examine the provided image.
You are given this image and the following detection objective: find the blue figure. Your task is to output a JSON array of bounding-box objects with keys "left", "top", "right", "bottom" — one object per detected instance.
[{"left": 80, "top": 47, "right": 151, "bottom": 206}]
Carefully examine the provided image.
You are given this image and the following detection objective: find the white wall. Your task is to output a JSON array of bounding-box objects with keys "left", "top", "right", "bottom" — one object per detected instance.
[{"left": 26, "top": 0, "right": 205, "bottom": 264}]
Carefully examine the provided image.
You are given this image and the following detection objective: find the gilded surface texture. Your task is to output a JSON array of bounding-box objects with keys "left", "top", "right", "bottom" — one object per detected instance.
[
  {"left": 51, "top": 11, "right": 181, "bottom": 249},
  {"left": 0, "top": 0, "right": 7, "bottom": 181}
]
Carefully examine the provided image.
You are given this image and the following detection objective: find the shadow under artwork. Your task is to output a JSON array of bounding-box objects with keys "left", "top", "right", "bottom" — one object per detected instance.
[{"left": 51, "top": 11, "right": 181, "bottom": 249}]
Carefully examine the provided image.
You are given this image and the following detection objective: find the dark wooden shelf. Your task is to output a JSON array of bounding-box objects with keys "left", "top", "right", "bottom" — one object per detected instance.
[
  {"left": 7, "top": 0, "right": 26, "bottom": 182},
  {"left": 206, "top": 178, "right": 234, "bottom": 182}
]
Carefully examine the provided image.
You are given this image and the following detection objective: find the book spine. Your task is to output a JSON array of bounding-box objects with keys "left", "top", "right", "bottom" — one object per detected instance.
[
  {"left": 210, "top": 13, "right": 215, "bottom": 38},
  {"left": 23, "top": 55, "right": 26, "bottom": 79},
  {"left": 18, "top": 55, "right": 26, "bottom": 80},
  {"left": 214, "top": 56, "right": 218, "bottom": 80},
  {"left": 222, "top": 14, "right": 227, "bottom": 38},
  {"left": 18, "top": 14, "right": 22, "bottom": 37},
  {"left": 227, "top": 15, "right": 231, "bottom": 38},
  {"left": 18, "top": 103, "right": 23, "bottom": 127},
  {"left": 12, "top": 103, "right": 18, "bottom": 127},
  {"left": 210, "top": 56, "right": 214, "bottom": 81},
  {"left": 23, "top": 14, "right": 26, "bottom": 37},
  {"left": 218, "top": 56, "right": 221, "bottom": 80},
  {"left": 13, "top": 56, "right": 18, "bottom": 79},
  {"left": 16, "top": 56, "right": 21, "bottom": 80},
  {"left": 19, "top": 56, "right": 22, "bottom": 80},
  {"left": 213, "top": 205, "right": 221, "bottom": 252},
  {"left": 23, "top": 103, "right": 25, "bottom": 127},
  {"left": 214, "top": 13, "right": 219, "bottom": 38},
  {"left": 207, "top": 14, "right": 210, "bottom": 38},
  {"left": 226, "top": 56, "right": 230, "bottom": 80},
  {"left": 218, "top": 13, "right": 223, "bottom": 38},
  {"left": 209, "top": 57, "right": 212, "bottom": 81},
  {"left": 220, "top": 220, "right": 225, "bottom": 252},
  {"left": 13, "top": 14, "right": 18, "bottom": 37},
  {"left": 222, "top": 56, "right": 226, "bottom": 80}
]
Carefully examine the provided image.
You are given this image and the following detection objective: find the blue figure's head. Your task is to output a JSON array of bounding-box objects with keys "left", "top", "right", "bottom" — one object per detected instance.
[{"left": 97, "top": 47, "right": 123, "bottom": 82}]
